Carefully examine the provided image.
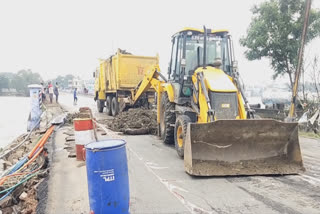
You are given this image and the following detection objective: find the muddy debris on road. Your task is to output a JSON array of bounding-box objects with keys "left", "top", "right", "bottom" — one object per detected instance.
[{"left": 106, "top": 108, "right": 157, "bottom": 135}]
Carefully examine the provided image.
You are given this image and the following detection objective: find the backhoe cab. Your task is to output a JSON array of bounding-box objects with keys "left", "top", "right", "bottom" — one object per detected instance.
[{"left": 167, "top": 27, "right": 246, "bottom": 122}]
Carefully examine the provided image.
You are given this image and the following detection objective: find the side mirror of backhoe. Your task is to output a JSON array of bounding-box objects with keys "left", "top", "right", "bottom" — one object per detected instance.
[{"left": 93, "top": 72, "right": 95, "bottom": 78}]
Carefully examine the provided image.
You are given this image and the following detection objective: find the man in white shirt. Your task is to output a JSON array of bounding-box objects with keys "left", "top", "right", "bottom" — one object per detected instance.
[{"left": 48, "top": 82, "right": 54, "bottom": 103}]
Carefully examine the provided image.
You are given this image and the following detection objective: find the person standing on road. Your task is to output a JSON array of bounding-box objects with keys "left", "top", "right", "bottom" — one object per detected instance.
[
  {"left": 54, "top": 82, "right": 59, "bottom": 103},
  {"left": 48, "top": 82, "right": 54, "bottom": 103},
  {"left": 40, "top": 82, "right": 46, "bottom": 102},
  {"left": 73, "top": 88, "right": 78, "bottom": 105}
]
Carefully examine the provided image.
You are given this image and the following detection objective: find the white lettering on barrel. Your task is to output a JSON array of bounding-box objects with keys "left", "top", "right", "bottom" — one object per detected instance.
[{"left": 94, "top": 169, "right": 115, "bottom": 182}]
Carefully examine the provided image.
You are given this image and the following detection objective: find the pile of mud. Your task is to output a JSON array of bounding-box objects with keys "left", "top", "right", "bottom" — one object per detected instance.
[
  {"left": 65, "top": 108, "right": 92, "bottom": 124},
  {"left": 107, "top": 108, "right": 157, "bottom": 135}
]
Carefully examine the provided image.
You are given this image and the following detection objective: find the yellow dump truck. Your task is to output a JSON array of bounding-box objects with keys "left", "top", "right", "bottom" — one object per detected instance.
[{"left": 94, "top": 49, "right": 159, "bottom": 116}]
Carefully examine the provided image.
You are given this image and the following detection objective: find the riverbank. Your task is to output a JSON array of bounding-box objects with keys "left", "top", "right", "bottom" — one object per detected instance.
[{"left": 0, "top": 103, "right": 64, "bottom": 214}]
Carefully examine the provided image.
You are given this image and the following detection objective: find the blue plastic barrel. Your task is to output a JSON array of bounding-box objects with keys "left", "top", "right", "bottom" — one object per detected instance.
[{"left": 86, "top": 140, "right": 130, "bottom": 214}]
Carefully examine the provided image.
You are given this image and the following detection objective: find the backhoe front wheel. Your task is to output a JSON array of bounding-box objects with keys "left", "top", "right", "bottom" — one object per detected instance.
[
  {"left": 174, "top": 115, "right": 191, "bottom": 158},
  {"left": 159, "top": 93, "right": 175, "bottom": 144}
]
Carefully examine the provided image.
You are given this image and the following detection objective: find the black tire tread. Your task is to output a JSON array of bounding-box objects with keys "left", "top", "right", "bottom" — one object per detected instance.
[
  {"left": 106, "top": 96, "right": 112, "bottom": 116},
  {"left": 160, "top": 93, "right": 175, "bottom": 144},
  {"left": 111, "top": 97, "right": 119, "bottom": 116},
  {"left": 97, "top": 100, "right": 104, "bottom": 113},
  {"left": 174, "top": 115, "right": 191, "bottom": 158}
]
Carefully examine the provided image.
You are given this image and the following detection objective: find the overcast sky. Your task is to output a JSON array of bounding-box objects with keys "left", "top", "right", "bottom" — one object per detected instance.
[{"left": 0, "top": 0, "right": 319, "bottom": 86}]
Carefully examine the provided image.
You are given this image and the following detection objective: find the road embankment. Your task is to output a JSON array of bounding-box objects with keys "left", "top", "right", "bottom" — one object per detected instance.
[{"left": 0, "top": 103, "right": 64, "bottom": 214}]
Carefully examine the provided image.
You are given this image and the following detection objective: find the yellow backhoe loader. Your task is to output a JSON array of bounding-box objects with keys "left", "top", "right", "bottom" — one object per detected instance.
[{"left": 129, "top": 27, "right": 304, "bottom": 176}]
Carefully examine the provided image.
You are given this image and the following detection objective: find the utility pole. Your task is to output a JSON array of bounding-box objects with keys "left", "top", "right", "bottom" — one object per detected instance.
[{"left": 287, "top": 0, "right": 312, "bottom": 121}]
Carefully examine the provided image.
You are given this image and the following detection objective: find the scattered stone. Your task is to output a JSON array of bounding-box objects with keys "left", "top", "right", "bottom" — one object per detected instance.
[
  {"left": 0, "top": 196, "right": 12, "bottom": 208},
  {"left": 1, "top": 207, "right": 13, "bottom": 214},
  {"left": 12, "top": 159, "right": 19, "bottom": 165},
  {"left": 19, "top": 192, "right": 28, "bottom": 201},
  {"left": 65, "top": 136, "right": 75, "bottom": 142},
  {"left": 68, "top": 152, "right": 76, "bottom": 158},
  {"left": 15, "top": 150, "right": 24, "bottom": 159},
  {"left": 1, "top": 160, "right": 12, "bottom": 170},
  {"left": 33, "top": 178, "right": 44, "bottom": 191},
  {"left": 63, "top": 131, "right": 74, "bottom": 136},
  {"left": 12, "top": 205, "right": 20, "bottom": 214},
  {"left": 77, "top": 162, "right": 86, "bottom": 168},
  {"left": 64, "top": 146, "right": 73, "bottom": 150},
  {"left": 36, "top": 129, "right": 47, "bottom": 134}
]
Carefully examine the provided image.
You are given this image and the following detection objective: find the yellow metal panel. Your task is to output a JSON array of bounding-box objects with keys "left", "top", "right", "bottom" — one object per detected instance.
[
  {"left": 97, "top": 60, "right": 107, "bottom": 100},
  {"left": 198, "top": 67, "right": 237, "bottom": 92},
  {"left": 99, "top": 60, "right": 106, "bottom": 92},
  {"left": 98, "top": 90, "right": 106, "bottom": 100},
  {"left": 193, "top": 66, "right": 246, "bottom": 122},
  {"left": 98, "top": 51, "right": 159, "bottom": 96},
  {"left": 118, "top": 54, "right": 159, "bottom": 88},
  {"left": 237, "top": 91, "right": 247, "bottom": 119},
  {"left": 162, "top": 83, "right": 175, "bottom": 102},
  {"left": 176, "top": 28, "right": 229, "bottom": 35}
]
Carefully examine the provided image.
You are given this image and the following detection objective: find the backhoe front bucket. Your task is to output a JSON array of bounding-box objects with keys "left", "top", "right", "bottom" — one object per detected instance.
[{"left": 184, "top": 119, "right": 304, "bottom": 176}]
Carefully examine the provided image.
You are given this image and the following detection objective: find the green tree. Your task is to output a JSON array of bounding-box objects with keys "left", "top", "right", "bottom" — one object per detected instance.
[
  {"left": 11, "top": 69, "right": 43, "bottom": 96},
  {"left": 54, "top": 74, "right": 74, "bottom": 89},
  {"left": 0, "top": 74, "right": 10, "bottom": 92},
  {"left": 240, "top": 0, "right": 320, "bottom": 89}
]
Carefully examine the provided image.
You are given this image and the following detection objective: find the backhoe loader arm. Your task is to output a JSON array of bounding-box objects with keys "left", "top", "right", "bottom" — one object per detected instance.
[
  {"left": 231, "top": 66, "right": 253, "bottom": 118},
  {"left": 131, "top": 65, "right": 165, "bottom": 105},
  {"left": 197, "top": 72, "right": 214, "bottom": 122}
]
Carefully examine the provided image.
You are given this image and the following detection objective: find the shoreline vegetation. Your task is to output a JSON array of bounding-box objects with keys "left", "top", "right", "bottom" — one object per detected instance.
[
  {"left": 0, "top": 93, "right": 27, "bottom": 97},
  {"left": 0, "top": 70, "right": 42, "bottom": 97}
]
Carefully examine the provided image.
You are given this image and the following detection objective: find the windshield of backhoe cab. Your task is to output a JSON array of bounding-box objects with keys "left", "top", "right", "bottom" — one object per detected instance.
[{"left": 185, "top": 34, "right": 231, "bottom": 75}]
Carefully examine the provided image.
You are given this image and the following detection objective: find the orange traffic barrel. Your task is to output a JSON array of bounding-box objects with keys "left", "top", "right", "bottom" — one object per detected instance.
[{"left": 73, "top": 118, "right": 95, "bottom": 161}]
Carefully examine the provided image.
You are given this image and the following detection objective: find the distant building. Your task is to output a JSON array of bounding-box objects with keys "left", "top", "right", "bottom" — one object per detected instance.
[{"left": 84, "top": 79, "right": 94, "bottom": 95}]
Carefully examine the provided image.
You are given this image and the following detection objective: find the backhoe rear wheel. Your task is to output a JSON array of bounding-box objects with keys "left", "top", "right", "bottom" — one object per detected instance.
[
  {"left": 159, "top": 93, "right": 175, "bottom": 144},
  {"left": 106, "top": 96, "right": 112, "bottom": 116},
  {"left": 97, "top": 100, "right": 104, "bottom": 113},
  {"left": 174, "top": 115, "right": 191, "bottom": 158}
]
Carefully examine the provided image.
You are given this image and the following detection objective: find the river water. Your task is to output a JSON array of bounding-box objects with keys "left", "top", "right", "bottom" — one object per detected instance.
[{"left": 0, "top": 96, "right": 30, "bottom": 149}]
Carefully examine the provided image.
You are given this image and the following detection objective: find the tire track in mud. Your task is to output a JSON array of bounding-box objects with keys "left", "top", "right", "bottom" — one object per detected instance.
[
  {"left": 227, "top": 175, "right": 320, "bottom": 214},
  {"left": 236, "top": 186, "right": 303, "bottom": 214}
]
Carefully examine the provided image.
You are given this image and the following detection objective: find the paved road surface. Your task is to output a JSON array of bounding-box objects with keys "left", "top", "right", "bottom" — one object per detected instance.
[{"left": 52, "top": 93, "right": 320, "bottom": 214}]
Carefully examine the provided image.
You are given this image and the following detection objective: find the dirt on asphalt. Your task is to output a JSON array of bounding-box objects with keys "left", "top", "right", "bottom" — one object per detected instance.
[{"left": 106, "top": 108, "right": 157, "bottom": 135}]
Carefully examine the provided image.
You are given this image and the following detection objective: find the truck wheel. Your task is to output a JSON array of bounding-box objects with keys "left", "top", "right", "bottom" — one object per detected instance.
[
  {"left": 111, "top": 97, "right": 119, "bottom": 116},
  {"left": 174, "top": 115, "right": 191, "bottom": 158},
  {"left": 159, "top": 93, "right": 175, "bottom": 144},
  {"left": 97, "top": 100, "right": 104, "bottom": 113},
  {"left": 106, "top": 96, "right": 112, "bottom": 116}
]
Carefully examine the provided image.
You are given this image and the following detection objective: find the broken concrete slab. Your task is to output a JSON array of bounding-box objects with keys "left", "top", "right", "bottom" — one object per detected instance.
[{"left": 19, "top": 192, "right": 28, "bottom": 201}]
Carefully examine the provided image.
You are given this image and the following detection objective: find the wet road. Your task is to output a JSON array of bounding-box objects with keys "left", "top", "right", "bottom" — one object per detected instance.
[{"left": 59, "top": 93, "right": 320, "bottom": 214}]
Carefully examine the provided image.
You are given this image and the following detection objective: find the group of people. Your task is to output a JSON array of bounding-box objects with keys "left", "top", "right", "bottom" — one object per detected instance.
[
  {"left": 41, "top": 82, "right": 59, "bottom": 104},
  {"left": 40, "top": 82, "right": 78, "bottom": 105}
]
